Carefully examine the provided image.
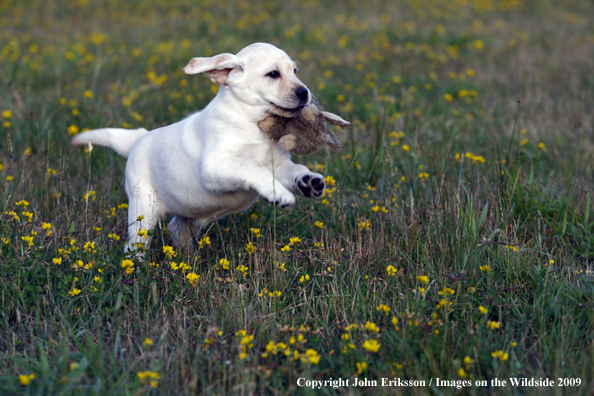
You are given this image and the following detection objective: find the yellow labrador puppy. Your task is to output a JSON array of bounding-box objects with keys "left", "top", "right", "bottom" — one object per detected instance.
[{"left": 72, "top": 43, "right": 326, "bottom": 253}]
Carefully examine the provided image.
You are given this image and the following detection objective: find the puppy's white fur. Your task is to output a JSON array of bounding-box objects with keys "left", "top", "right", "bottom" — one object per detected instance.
[{"left": 72, "top": 43, "right": 326, "bottom": 252}]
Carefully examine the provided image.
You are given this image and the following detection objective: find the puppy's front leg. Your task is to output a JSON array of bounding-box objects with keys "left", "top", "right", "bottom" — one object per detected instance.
[
  {"left": 203, "top": 155, "right": 296, "bottom": 207},
  {"left": 273, "top": 156, "right": 326, "bottom": 199}
]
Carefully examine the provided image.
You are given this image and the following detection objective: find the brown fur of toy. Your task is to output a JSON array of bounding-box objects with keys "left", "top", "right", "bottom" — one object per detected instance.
[{"left": 258, "top": 97, "right": 350, "bottom": 155}]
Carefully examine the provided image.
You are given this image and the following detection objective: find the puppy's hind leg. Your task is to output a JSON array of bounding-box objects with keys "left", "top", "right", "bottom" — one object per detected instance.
[
  {"left": 168, "top": 216, "right": 202, "bottom": 250},
  {"left": 124, "top": 187, "right": 163, "bottom": 256}
]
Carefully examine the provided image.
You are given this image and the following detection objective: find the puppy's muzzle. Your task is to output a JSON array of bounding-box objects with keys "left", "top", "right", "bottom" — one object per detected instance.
[{"left": 295, "top": 86, "right": 310, "bottom": 105}]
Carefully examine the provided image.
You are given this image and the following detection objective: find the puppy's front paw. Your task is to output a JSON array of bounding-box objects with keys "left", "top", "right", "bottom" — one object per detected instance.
[
  {"left": 294, "top": 172, "right": 326, "bottom": 198},
  {"left": 263, "top": 187, "right": 296, "bottom": 208}
]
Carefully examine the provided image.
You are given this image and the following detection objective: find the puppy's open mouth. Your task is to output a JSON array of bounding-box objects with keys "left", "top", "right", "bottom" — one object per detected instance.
[{"left": 268, "top": 102, "right": 306, "bottom": 118}]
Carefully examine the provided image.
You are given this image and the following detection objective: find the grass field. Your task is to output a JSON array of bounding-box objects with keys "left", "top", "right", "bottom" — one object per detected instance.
[{"left": 1, "top": 0, "right": 594, "bottom": 394}]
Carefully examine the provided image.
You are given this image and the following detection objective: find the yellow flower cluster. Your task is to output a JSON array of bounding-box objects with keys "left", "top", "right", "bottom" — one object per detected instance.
[
  {"left": 218, "top": 258, "right": 230, "bottom": 270},
  {"left": 303, "top": 349, "right": 320, "bottom": 364},
  {"left": 386, "top": 265, "right": 397, "bottom": 276},
  {"left": 263, "top": 340, "right": 289, "bottom": 357},
  {"left": 438, "top": 287, "right": 455, "bottom": 296},
  {"left": 163, "top": 245, "right": 176, "bottom": 259},
  {"left": 83, "top": 241, "right": 96, "bottom": 253},
  {"left": 358, "top": 220, "right": 371, "bottom": 230},
  {"left": 185, "top": 272, "right": 200, "bottom": 286},
  {"left": 237, "top": 331, "right": 254, "bottom": 360},
  {"left": 236, "top": 265, "right": 248, "bottom": 277},
  {"left": 356, "top": 361, "right": 367, "bottom": 374},
  {"left": 121, "top": 259, "right": 135, "bottom": 274},
  {"left": 364, "top": 321, "right": 380, "bottom": 333},
  {"left": 171, "top": 261, "right": 190, "bottom": 272},
  {"left": 436, "top": 299, "right": 453, "bottom": 309},
  {"left": 19, "top": 373, "right": 35, "bottom": 386},
  {"left": 491, "top": 350, "right": 509, "bottom": 361},
  {"left": 455, "top": 152, "right": 486, "bottom": 163},
  {"left": 73, "top": 260, "right": 93, "bottom": 271},
  {"left": 198, "top": 236, "right": 210, "bottom": 248},
  {"left": 245, "top": 242, "right": 256, "bottom": 255},
  {"left": 371, "top": 205, "right": 389, "bottom": 213},
  {"left": 258, "top": 288, "right": 282, "bottom": 298},
  {"left": 137, "top": 371, "right": 160, "bottom": 387},
  {"left": 362, "top": 339, "right": 381, "bottom": 353},
  {"left": 487, "top": 320, "right": 501, "bottom": 330},
  {"left": 376, "top": 304, "right": 391, "bottom": 314},
  {"left": 299, "top": 274, "right": 310, "bottom": 283}
]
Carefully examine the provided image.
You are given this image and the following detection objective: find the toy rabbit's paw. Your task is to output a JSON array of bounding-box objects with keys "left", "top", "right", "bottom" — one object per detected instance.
[{"left": 257, "top": 116, "right": 277, "bottom": 133}]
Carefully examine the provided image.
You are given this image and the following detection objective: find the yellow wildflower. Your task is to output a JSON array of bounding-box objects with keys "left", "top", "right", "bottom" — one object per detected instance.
[
  {"left": 197, "top": 235, "right": 211, "bottom": 248},
  {"left": 219, "top": 258, "right": 230, "bottom": 270},
  {"left": 491, "top": 350, "right": 509, "bottom": 361},
  {"left": 83, "top": 241, "right": 96, "bottom": 253},
  {"left": 15, "top": 200, "right": 29, "bottom": 208},
  {"left": 67, "top": 125, "right": 79, "bottom": 135},
  {"left": 376, "top": 304, "right": 391, "bottom": 314},
  {"left": 386, "top": 265, "right": 397, "bottom": 276},
  {"left": 137, "top": 371, "right": 160, "bottom": 387},
  {"left": 356, "top": 361, "right": 367, "bottom": 374},
  {"left": 121, "top": 259, "right": 135, "bottom": 274},
  {"left": 362, "top": 339, "right": 381, "bottom": 353},
  {"left": 305, "top": 349, "right": 320, "bottom": 364},
  {"left": 163, "top": 245, "right": 176, "bottom": 259},
  {"left": 487, "top": 320, "right": 501, "bottom": 330},
  {"left": 299, "top": 274, "right": 310, "bottom": 283},
  {"left": 358, "top": 220, "right": 371, "bottom": 230},
  {"left": 324, "top": 175, "right": 336, "bottom": 186},
  {"left": 245, "top": 242, "right": 256, "bottom": 255},
  {"left": 42, "top": 222, "right": 53, "bottom": 236},
  {"left": 186, "top": 272, "right": 200, "bottom": 286},
  {"left": 19, "top": 373, "right": 35, "bottom": 386},
  {"left": 364, "top": 321, "right": 380, "bottom": 333},
  {"left": 236, "top": 265, "right": 248, "bottom": 277}
]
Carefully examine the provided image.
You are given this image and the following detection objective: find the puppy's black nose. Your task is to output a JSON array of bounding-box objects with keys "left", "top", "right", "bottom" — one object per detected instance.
[{"left": 295, "top": 86, "right": 309, "bottom": 102}]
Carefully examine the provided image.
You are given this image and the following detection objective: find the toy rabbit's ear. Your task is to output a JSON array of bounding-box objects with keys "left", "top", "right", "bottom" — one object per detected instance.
[
  {"left": 321, "top": 111, "right": 351, "bottom": 128},
  {"left": 323, "top": 131, "right": 342, "bottom": 151}
]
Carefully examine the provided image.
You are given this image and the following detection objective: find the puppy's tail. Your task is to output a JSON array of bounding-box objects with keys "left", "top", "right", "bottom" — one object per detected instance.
[{"left": 71, "top": 128, "right": 148, "bottom": 158}]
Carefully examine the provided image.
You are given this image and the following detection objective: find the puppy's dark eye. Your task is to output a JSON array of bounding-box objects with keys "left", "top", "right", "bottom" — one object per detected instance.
[
  {"left": 294, "top": 68, "right": 297, "bottom": 74},
  {"left": 266, "top": 71, "right": 280, "bottom": 79}
]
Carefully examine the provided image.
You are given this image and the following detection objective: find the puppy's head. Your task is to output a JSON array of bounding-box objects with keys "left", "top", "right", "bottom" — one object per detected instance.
[{"left": 183, "top": 43, "right": 310, "bottom": 118}]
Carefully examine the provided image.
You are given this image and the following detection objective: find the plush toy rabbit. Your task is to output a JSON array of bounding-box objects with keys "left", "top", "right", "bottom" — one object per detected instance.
[{"left": 258, "top": 97, "right": 350, "bottom": 155}]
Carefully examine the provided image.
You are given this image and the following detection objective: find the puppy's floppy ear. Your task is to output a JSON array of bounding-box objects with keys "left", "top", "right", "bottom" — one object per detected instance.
[{"left": 183, "top": 53, "right": 243, "bottom": 84}]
